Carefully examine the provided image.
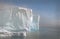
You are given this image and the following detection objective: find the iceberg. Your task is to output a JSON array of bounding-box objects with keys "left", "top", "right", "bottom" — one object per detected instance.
[{"left": 0, "top": 4, "right": 40, "bottom": 37}]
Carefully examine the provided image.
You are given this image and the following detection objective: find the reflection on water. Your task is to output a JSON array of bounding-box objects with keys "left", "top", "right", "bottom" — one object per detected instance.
[
  {"left": 0, "top": 36, "right": 25, "bottom": 39},
  {"left": 0, "top": 26, "right": 60, "bottom": 39},
  {"left": 11, "top": 36, "right": 25, "bottom": 39},
  {"left": 0, "top": 32, "right": 39, "bottom": 39}
]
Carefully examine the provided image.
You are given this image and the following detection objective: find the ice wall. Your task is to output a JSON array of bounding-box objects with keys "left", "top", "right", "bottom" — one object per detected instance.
[{"left": 0, "top": 4, "right": 40, "bottom": 32}]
